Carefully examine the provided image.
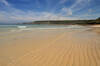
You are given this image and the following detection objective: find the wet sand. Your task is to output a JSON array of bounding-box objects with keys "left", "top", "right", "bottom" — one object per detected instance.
[{"left": 0, "top": 26, "right": 100, "bottom": 66}]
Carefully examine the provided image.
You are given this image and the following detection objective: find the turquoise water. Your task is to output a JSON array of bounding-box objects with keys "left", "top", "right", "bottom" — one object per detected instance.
[
  {"left": 0, "top": 24, "right": 66, "bottom": 30},
  {"left": 0, "top": 24, "right": 66, "bottom": 33},
  {"left": 0, "top": 24, "right": 90, "bottom": 33}
]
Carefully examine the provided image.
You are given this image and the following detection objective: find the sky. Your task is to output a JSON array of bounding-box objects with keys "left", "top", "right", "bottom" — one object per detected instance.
[{"left": 0, "top": 0, "right": 100, "bottom": 23}]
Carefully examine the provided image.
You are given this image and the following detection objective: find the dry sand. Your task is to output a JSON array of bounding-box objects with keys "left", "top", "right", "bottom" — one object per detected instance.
[{"left": 0, "top": 26, "right": 100, "bottom": 66}]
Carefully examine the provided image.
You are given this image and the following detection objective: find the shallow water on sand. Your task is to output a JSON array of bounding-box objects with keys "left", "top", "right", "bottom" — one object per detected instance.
[{"left": 0, "top": 24, "right": 90, "bottom": 34}]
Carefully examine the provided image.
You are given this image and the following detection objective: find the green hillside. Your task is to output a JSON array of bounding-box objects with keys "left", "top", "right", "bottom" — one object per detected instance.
[{"left": 22, "top": 17, "right": 100, "bottom": 25}]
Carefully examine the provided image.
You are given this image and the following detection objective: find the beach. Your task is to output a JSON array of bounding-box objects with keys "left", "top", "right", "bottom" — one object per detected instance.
[{"left": 0, "top": 25, "right": 100, "bottom": 66}]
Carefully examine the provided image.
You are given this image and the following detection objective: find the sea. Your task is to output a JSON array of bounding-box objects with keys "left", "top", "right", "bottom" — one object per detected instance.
[{"left": 0, "top": 24, "right": 90, "bottom": 35}]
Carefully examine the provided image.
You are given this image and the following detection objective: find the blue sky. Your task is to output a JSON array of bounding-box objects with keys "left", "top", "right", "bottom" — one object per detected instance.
[{"left": 0, "top": 0, "right": 100, "bottom": 23}]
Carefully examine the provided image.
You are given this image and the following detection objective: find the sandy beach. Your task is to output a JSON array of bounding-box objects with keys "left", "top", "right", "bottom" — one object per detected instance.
[{"left": 0, "top": 25, "right": 100, "bottom": 66}]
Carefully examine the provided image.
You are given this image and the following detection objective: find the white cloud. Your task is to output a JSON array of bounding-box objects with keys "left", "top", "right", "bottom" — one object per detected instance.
[
  {"left": 52, "top": 0, "right": 91, "bottom": 17},
  {"left": 60, "top": 0, "right": 68, "bottom": 4},
  {"left": 36, "top": 0, "right": 41, "bottom": 8},
  {"left": 70, "top": 0, "right": 82, "bottom": 9},
  {"left": 70, "top": 0, "right": 91, "bottom": 11},
  {"left": 40, "top": 12, "right": 77, "bottom": 20},
  {"left": 62, "top": 8, "right": 72, "bottom": 16},
  {"left": 0, "top": 9, "right": 79, "bottom": 23},
  {"left": 0, "top": 0, "right": 10, "bottom": 6},
  {"left": 88, "top": 9, "right": 93, "bottom": 13}
]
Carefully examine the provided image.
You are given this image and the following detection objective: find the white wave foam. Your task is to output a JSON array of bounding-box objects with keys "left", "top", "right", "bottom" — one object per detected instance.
[
  {"left": 36, "top": 27, "right": 67, "bottom": 30},
  {"left": 17, "top": 26, "right": 27, "bottom": 29},
  {"left": 10, "top": 25, "right": 91, "bottom": 32}
]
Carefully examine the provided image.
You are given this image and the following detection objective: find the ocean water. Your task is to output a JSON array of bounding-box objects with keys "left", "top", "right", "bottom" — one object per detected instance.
[{"left": 0, "top": 24, "right": 90, "bottom": 34}]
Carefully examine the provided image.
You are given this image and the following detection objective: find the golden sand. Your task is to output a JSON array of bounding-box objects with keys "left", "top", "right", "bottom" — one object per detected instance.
[{"left": 0, "top": 27, "right": 100, "bottom": 66}]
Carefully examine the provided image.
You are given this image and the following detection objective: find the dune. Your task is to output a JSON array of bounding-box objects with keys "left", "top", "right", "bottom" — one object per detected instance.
[{"left": 0, "top": 26, "right": 100, "bottom": 66}]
